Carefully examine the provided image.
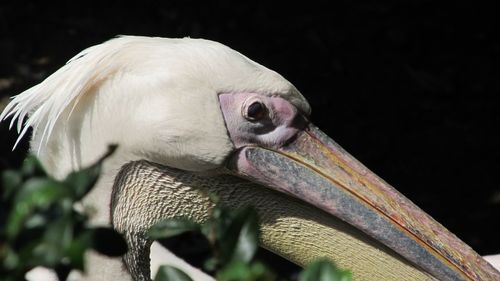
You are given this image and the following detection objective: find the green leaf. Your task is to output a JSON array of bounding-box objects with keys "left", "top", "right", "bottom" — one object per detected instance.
[
  {"left": 7, "top": 178, "right": 68, "bottom": 238},
  {"left": 219, "top": 207, "right": 260, "bottom": 264},
  {"left": 2, "top": 248, "right": 19, "bottom": 270},
  {"left": 217, "top": 261, "right": 275, "bottom": 281},
  {"left": 64, "top": 164, "right": 101, "bottom": 200},
  {"left": 0, "top": 150, "right": 121, "bottom": 279},
  {"left": 43, "top": 217, "right": 75, "bottom": 251},
  {"left": 148, "top": 218, "right": 201, "bottom": 240},
  {"left": 217, "top": 261, "right": 276, "bottom": 281},
  {"left": 203, "top": 257, "right": 217, "bottom": 272},
  {"left": 23, "top": 213, "right": 48, "bottom": 229},
  {"left": 20, "top": 155, "right": 47, "bottom": 178},
  {"left": 217, "top": 261, "right": 251, "bottom": 281},
  {"left": 15, "top": 178, "right": 68, "bottom": 205},
  {"left": 230, "top": 209, "right": 259, "bottom": 263},
  {"left": 64, "top": 144, "right": 117, "bottom": 199},
  {"left": 299, "top": 259, "right": 352, "bottom": 281},
  {"left": 66, "top": 231, "right": 93, "bottom": 271},
  {"left": 2, "top": 169, "right": 22, "bottom": 199},
  {"left": 31, "top": 241, "right": 63, "bottom": 267},
  {"left": 154, "top": 265, "right": 194, "bottom": 281},
  {"left": 24, "top": 219, "right": 73, "bottom": 267}
]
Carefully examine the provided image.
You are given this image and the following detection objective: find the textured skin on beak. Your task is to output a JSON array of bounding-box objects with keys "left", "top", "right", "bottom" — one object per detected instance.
[
  {"left": 229, "top": 125, "right": 500, "bottom": 280},
  {"left": 280, "top": 126, "right": 500, "bottom": 281},
  {"left": 112, "top": 160, "right": 436, "bottom": 281}
]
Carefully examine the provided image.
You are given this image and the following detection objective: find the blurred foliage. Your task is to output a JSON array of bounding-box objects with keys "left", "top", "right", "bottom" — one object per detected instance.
[
  {"left": 299, "top": 259, "right": 351, "bottom": 281},
  {"left": 0, "top": 146, "right": 126, "bottom": 281},
  {"left": 149, "top": 201, "right": 351, "bottom": 281},
  {"left": 154, "top": 265, "right": 193, "bottom": 281},
  {"left": 1, "top": 149, "right": 350, "bottom": 281}
]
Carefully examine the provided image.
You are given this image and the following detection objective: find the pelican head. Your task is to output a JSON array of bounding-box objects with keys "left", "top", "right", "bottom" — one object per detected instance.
[{"left": 1, "top": 36, "right": 499, "bottom": 281}]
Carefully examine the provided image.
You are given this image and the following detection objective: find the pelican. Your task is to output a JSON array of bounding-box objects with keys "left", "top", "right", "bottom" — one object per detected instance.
[{"left": 1, "top": 36, "right": 499, "bottom": 281}]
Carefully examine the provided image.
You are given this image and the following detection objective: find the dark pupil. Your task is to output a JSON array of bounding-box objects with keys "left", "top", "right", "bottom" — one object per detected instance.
[{"left": 247, "top": 102, "right": 264, "bottom": 119}]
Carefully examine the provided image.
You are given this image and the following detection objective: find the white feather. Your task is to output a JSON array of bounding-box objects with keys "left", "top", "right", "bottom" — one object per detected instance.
[
  {"left": 2, "top": 36, "right": 309, "bottom": 280},
  {"left": 1, "top": 37, "right": 130, "bottom": 153},
  {"left": 0, "top": 36, "right": 308, "bottom": 176}
]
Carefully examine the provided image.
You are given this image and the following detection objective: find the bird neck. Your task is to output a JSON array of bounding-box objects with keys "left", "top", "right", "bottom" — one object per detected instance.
[{"left": 109, "top": 160, "right": 225, "bottom": 280}]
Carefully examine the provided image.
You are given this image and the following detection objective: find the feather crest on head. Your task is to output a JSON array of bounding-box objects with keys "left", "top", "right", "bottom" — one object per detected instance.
[
  {"left": 0, "top": 36, "right": 309, "bottom": 158},
  {"left": 0, "top": 37, "right": 138, "bottom": 153}
]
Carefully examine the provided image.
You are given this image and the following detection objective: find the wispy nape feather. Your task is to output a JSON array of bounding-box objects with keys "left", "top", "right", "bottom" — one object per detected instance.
[{"left": 0, "top": 36, "right": 133, "bottom": 153}]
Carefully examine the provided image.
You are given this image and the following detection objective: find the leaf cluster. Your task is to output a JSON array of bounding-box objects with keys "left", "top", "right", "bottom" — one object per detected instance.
[
  {"left": 0, "top": 146, "right": 126, "bottom": 281},
  {"left": 1, "top": 147, "right": 352, "bottom": 281},
  {"left": 148, "top": 202, "right": 352, "bottom": 281}
]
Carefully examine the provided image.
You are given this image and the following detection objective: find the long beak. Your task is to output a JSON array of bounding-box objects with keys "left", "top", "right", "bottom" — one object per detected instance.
[{"left": 228, "top": 124, "right": 500, "bottom": 281}]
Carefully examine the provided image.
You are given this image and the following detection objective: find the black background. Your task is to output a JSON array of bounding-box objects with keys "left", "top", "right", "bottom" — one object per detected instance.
[{"left": 1, "top": 1, "right": 499, "bottom": 256}]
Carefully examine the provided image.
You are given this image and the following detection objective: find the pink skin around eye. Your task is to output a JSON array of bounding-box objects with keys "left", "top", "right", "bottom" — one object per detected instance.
[{"left": 219, "top": 93, "right": 304, "bottom": 149}]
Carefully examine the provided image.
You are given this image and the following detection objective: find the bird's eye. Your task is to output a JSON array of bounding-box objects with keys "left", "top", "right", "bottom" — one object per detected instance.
[{"left": 244, "top": 101, "right": 266, "bottom": 121}]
